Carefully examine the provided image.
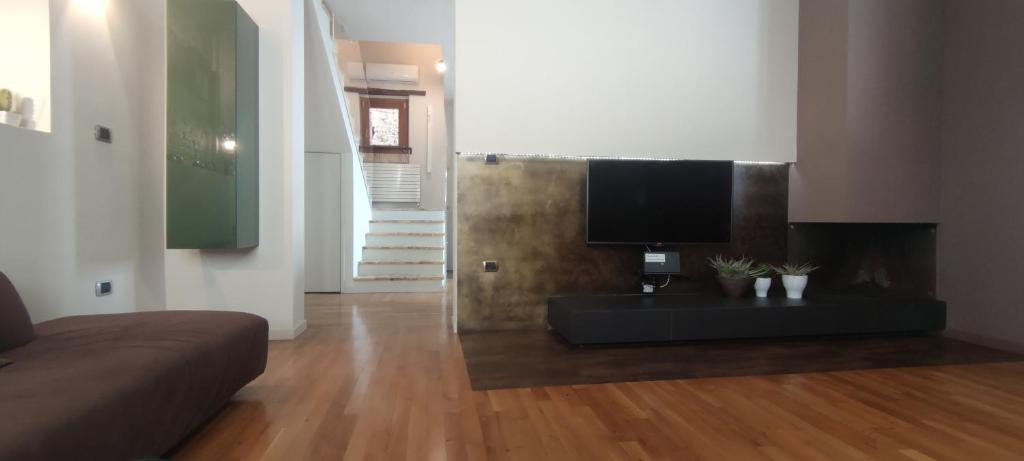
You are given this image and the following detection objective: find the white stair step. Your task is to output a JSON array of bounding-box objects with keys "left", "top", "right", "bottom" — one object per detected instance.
[
  {"left": 354, "top": 275, "right": 443, "bottom": 281},
  {"left": 366, "top": 232, "right": 445, "bottom": 246},
  {"left": 350, "top": 276, "right": 446, "bottom": 293},
  {"left": 363, "top": 246, "right": 445, "bottom": 261},
  {"left": 359, "top": 261, "right": 445, "bottom": 276},
  {"left": 370, "top": 220, "right": 445, "bottom": 233},
  {"left": 372, "top": 209, "right": 445, "bottom": 221}
]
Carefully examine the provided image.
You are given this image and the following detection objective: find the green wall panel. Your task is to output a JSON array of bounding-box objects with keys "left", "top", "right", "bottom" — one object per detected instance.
[{"left": 167, "top": 0, "right": 259, "bottom": 249}]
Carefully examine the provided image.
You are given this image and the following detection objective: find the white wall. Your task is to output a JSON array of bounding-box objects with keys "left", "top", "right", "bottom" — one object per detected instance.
[
  {"left": 304, "top": 153, "right": 342, "bottom": 292},
  {"left": 134, "top": 1, "right": 170, "bottom": 311},
  {"left": 0, "top": 0, "right": 165, "bottom": 322},
  {"left": 304, "top": 0, "right": 343, "bottom": 293},
  {"left": 1, "top": 0, "right": 307, "bottom": 339},
  {"left": 304, "top": 4, "right": 344, "bottom": 293},
  {"left": 410, "top": 94, "right": 448, "bottom": 210},
  {"left": 342, "top": 143, "right": 372, "bottom": 291},
  {"left": 336, "top": 39, "right": 365, "bottom": 89},
  {"left": 0, "top": 0, "right": 52, "bottom": 132},
  {"left": 454, "top": 0, "right": 799, "bottom": 161},
  {"left": 164, "top": 0, "right": 307, "bottom": 340},
  {"left": 305, "top": 0, "right": 372, "bottom": 293}
]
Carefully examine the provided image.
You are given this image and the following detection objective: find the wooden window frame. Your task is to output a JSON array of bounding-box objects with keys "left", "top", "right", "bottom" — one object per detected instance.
[
  {"left": 360, "top": 97, "right": 411, "bottom": 154},
  {"left": 346, "top": 86, "right": 426, "bottom": 97}
]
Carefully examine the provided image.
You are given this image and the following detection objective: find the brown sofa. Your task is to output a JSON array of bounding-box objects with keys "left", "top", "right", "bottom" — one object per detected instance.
[{"left": 0, "top": 273, "right": 268, "bottom": 461}]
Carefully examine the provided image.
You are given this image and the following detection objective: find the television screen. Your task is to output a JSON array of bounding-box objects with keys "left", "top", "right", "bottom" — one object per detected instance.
[{"left": 587, "top": 160, "right": 734, "bottom": 244}]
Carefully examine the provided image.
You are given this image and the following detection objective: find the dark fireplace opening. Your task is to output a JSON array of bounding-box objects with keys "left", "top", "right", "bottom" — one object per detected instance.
[{"left": 787, "top": 223, "right": 937, "bottom": 298}]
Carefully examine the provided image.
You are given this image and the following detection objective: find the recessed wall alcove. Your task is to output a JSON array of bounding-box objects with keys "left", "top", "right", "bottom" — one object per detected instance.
[
  {"left": 0, "top": 0, "right": 52, "bottom": 132},
  {"left": 788, "top": 223, "right": 938, "bottom": 298}
]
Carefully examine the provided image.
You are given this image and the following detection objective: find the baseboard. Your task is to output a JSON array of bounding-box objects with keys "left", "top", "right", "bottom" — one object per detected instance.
[
  {"left": 944, "top": 329, "right": 1024, "bottom": 354},
  {"left": 269, "top": 320, "right": 308, "bottom": 341},
  {"left": 342, "top": 280, "right": 445, "bottom": 293},
  {"left": 293, "top": 320, "right": 308, "bottom": 338},
  {"left": 343, "top": 286, "right": 446, "bottom": 294}
]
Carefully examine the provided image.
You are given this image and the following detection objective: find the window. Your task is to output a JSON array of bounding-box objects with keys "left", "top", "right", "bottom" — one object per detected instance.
[
  {"left": 369, "top": 107, "right": 400, "bottom": 146},
  {"left": 360, "top": 97, "right": 410, "bottom": 153}
]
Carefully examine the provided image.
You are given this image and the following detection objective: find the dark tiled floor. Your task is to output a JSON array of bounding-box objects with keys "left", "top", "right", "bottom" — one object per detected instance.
[{"left": 459, "top": 331, "right": 1024, "bottom": 390}]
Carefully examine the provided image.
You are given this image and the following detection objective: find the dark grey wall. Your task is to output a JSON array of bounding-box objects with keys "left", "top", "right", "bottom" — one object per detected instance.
[
  {"left": 939, "top": 0, "right": 1024, "bottom": 352},
  {"left": 790, "top": 0, "right": 944, "bottom": 223}
]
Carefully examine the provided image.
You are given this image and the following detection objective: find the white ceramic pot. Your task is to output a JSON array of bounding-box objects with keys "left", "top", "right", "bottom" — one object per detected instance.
[
  {"left": 19, "top": 97, "right": 35, "bottom": 122},
  {"left": 754, "top": 277, "right": 772, "bottom": 298},
  {"left": 0, "top": 111, "right": 23, "bottom": 127},
  {"left": 782, "top": 274, "right": 808, "bottom": 299}
]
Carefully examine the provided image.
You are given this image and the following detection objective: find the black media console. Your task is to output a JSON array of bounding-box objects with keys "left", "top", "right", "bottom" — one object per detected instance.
[{"left": 547, "top": 293, "right": 946, "bottom": 345}]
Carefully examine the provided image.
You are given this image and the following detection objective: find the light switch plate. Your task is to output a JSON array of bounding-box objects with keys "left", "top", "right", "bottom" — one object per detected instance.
[
  {"left": 95, "top": 280, "right": 113, "bottom": 297},
  {"left": 94, "top": 125, "right": 113, "bottom": 144}
]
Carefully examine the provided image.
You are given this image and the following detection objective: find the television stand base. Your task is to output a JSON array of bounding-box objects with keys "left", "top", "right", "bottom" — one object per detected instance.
[{"left": 547, "top": 293, "right": 946, "bottom": 345}]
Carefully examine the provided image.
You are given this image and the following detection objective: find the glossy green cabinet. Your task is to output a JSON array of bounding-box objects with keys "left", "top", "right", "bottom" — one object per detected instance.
[{"left": 167, "top": 0, "right": 259, "bottom": 249}]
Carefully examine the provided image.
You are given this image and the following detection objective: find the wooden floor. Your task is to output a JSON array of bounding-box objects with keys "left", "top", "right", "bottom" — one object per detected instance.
[
  {"left": 460, "top": 330, "right": 1022, "bottom": 390},
  {"left": 172, "top": 291, "right": 1024, "bottom": 461}
]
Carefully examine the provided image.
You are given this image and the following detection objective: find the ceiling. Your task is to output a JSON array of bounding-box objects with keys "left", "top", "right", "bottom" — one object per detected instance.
[{"left": 324, "top": 0, "right": 454, "bottom": 101}]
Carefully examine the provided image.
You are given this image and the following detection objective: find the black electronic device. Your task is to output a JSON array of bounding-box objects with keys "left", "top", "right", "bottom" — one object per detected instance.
[
  {"left": 643, "top": 251, "right": 680, "bottom": 275},
  {"left": 586, "top": 160, "right": 733, "bottom": 245}
]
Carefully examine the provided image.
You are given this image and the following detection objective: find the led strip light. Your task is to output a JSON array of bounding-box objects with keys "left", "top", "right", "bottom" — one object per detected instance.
[{"left": 458, "top": 152, "right": 789, "bottom": 165}]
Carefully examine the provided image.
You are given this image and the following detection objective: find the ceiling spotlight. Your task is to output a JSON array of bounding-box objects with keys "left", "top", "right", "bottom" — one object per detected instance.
[
  {"left": 221, "top": 137, "right": 237, "bottom": 153},
  {"left": 435, "top": 60, "right": 447, "bottom": 73},
  {"left": 75, "top": 0, "right": 108, "bottom": 16}
]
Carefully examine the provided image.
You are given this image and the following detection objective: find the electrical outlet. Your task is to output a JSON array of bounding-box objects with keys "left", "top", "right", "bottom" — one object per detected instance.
[
  {"left": 94, "top": 125, "right": 113, "bottom": 144},
  {"left": 483, "top": 261, "right": 499, "bottom": 272},
  {"left": 95, "top": 280, "right": 113, "bottom": 297}
]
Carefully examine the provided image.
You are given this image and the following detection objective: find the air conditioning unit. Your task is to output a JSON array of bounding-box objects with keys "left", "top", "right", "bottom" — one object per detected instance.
[{"left": 346, "top": 63, "right": 419, "bottom": 84}]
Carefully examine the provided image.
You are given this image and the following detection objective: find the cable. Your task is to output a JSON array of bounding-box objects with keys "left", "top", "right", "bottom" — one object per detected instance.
[{"left": 659, "top": 274, "right": 672, "bottom": 288}]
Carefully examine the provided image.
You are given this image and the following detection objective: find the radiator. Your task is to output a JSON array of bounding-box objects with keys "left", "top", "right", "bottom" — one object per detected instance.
[{"left": 364, "top": 163, "right": 421, "bottom": 204}]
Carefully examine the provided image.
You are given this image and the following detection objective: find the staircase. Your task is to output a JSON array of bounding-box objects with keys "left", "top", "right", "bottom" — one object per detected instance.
[{"left": 352, "top": 209, "right": 447, "bottom": 292}]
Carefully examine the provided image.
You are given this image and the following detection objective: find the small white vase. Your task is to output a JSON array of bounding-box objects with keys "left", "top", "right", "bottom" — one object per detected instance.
[
  {"left": 782, "top": 275, "right": 808, "bottom": 299},
  {"left": 754, "top": 277, "right": 772, "bottom": 298},
  {"left": 19, "top": 97, "right": 35, "bottom": 122}
]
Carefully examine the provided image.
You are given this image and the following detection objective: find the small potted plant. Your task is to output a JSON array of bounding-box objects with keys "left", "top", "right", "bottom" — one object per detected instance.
[
  {"left": 0, "top": 89, "right": 21, "bottom": 127},
  {"left": 0, "top": 89, "right": 12, "bottom": 112},
  {"left": 708, "top": 255, "right": 757, "bottom": 298},
  {"left": 751, "top": 264, "right": 773, "bottom": 298},
  {"left": 771, "top": 263, "right": 819, "bottom": 299}
]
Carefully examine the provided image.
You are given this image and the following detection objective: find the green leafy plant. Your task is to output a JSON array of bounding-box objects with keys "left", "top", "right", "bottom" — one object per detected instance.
[
  {"left": 707, "top": 255, "right": 757, "bottom": 279},
  {"left": 0, "top": 89, "right": 12, "bottom": 112},
  {"left": 750, "top": 264, "right": 773, "bottom": 278},
  {"left": 772, "top": 263, "right": 820, "bottom": 276}
]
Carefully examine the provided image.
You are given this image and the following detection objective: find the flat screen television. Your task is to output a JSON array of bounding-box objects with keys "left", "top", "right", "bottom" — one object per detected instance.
[{"left": 586, "top": 160, "right": 734, "bottom": 245}]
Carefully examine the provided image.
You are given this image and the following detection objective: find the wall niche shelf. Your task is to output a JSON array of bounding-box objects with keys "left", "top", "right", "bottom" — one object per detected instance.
[{"left": 0, "top": 0, "right": 52, "bottom": 133}]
